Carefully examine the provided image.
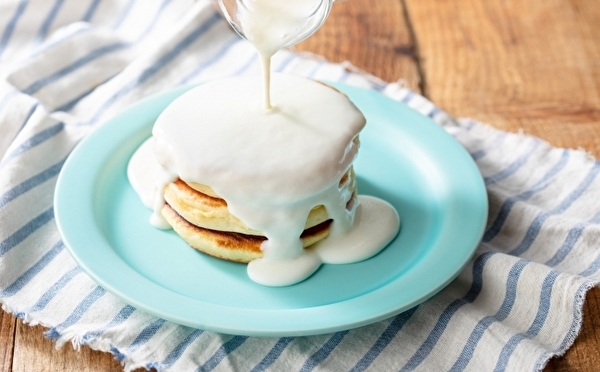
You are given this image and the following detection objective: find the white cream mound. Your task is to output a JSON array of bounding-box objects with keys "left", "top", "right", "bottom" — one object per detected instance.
[{"left": 153, "top": 73, "right": 364, "bottom": 204}]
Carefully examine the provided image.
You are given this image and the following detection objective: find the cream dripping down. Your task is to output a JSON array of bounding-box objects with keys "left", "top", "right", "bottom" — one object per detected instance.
[
  {"left": 128, "top": 74, "right": 400, "bottom": 286},
  {"left": 127, "top": 0, "right": 400, "bottom": 286},
  {"left": 151, "top": 73, "right": 364, "bottom": 260}
]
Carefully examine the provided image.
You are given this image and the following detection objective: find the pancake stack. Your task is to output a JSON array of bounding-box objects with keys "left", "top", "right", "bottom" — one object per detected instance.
[
  {"left": 145, "top": 74, "right": 366, "bottom": 268},
  {"left": 160, "top": 168, "right": 358, "bottom": 263}
]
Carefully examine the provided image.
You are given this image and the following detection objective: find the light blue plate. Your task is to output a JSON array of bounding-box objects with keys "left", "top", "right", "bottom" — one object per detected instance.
[{"left": 54, "top": 83, "right": 487, "bottom": 336}]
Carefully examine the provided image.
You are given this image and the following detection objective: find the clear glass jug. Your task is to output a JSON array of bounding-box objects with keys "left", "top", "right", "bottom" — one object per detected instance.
[{"left": 217, "top": 0, "right": 334, "bottom": 51}]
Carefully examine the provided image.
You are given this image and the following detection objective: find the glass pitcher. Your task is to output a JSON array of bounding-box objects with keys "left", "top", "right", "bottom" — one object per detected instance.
[{"left": 217, "top": 0, "right": 334, "bottom": 51}]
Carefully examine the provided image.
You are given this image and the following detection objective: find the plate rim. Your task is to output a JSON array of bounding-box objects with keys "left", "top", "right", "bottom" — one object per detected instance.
[{"left": 54, "top": 83, "right": 488, "bottom": 336}]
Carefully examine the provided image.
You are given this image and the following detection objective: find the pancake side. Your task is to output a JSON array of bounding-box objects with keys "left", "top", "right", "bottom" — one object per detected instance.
[
  {"left": 165, "top": 167, "right": 356, "bottom": 236},
  {"left": 161, "top": 203, "right": 333, "bottom": 263}
]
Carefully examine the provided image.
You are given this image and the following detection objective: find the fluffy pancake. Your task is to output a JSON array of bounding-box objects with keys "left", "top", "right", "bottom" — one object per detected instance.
[
  {"left": 164, "top": 168, "right": 356, "bottom": 236},
  {"left": 150, "top": 74, "right": 366, "bottom": 266},
  {"left": 161, "top": 168, "right": 357, "bottom": 263},
  {"left": 162, "top": 203, "right": 333, "bottom": 263},
  {"left": 164, "top": 180, "right": 329, "bottom": 236}
]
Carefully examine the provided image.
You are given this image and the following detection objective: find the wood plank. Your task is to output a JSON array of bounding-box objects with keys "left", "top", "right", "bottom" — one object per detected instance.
[
  {"left": 404, "top": 0, "right": 600, "bottom": 157},
  {"left": 296, "top": 0, "right": 421, "bottom": 91},
  {"left": 0, "top": 311, "right": 15, "bottom": 372},
  {"left": 12, "top": 320, "right": 123, "bottom": 372}
]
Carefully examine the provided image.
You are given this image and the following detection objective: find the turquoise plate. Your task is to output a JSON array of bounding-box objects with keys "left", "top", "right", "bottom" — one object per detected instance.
[{"left": 54, "top": 84, "right": 487, "bottom": 336}]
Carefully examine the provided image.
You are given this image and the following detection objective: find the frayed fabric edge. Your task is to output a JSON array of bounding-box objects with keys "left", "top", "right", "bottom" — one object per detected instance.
[
  {"left": 47, "top": 328, "right": 151, "bottom": 372},
  {"left": 533, "top": 280, "right": 599, "bottom": 371},
  {"left": 1, "top": 299, "right": 143, "bottom": 371},
  {"left": 454, "top": 117, "right": 600, "bottom": 164}
]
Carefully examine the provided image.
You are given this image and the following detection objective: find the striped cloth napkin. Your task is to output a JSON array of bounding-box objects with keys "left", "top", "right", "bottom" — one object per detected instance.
[{"left": 1, "top": 1, "right": 599, "bottom": 371}]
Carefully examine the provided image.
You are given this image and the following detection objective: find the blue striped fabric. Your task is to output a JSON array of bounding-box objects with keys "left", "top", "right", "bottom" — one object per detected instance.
[
  {"left": 34, "top": 0, "right": 65, "bottom": 44},
  {"left": 0, "top": 0, "right": 29, "bottom": 60},
  {"left": 0, "top": 1, "right": 598, "bottom": 371}
]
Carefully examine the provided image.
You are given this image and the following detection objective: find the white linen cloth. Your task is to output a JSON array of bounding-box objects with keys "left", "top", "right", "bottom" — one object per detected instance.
[{"left": 1, "top": 1, "right": 599, "bottom": 371}]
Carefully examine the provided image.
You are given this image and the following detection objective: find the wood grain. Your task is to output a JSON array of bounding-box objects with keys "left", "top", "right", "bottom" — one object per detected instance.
[
  {"left": 0, "top": 312, "right": 15, "bottom": 371},
  {"left": 404, "top": 0, "right": 600, "bottom": 157},
  {"left": 11, "top": 320, "right": 130, "bottom": 372},
  {"left": 296, "top": 0, "right": 421, "bottom": 91},
  {"left": 2, "top": 0, "right": 599, "bottom": 370}
]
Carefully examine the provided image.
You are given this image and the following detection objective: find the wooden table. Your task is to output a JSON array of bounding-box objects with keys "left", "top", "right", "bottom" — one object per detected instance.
[{"left": 1, "top": 0, "right": 599, "bottom": 370}]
